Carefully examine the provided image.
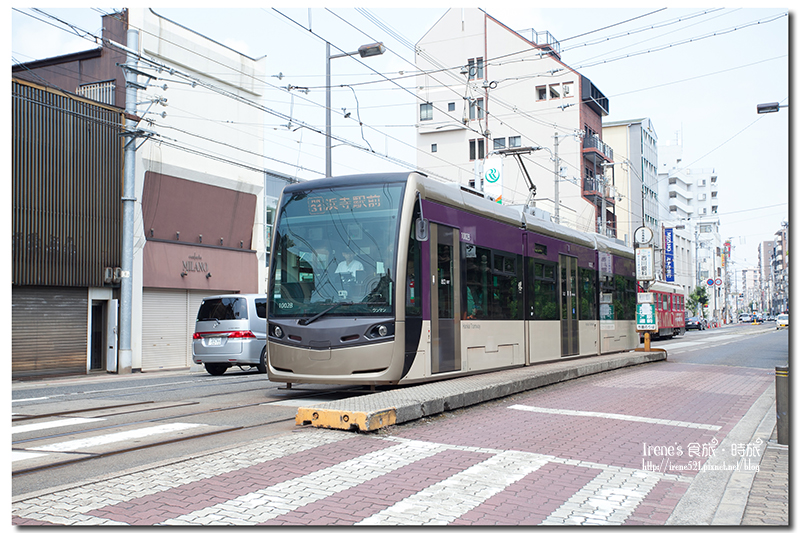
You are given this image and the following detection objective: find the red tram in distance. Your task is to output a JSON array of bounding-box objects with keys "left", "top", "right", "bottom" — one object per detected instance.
[{"left": 642, "top": 280, "right": 686, "bottom": 339}]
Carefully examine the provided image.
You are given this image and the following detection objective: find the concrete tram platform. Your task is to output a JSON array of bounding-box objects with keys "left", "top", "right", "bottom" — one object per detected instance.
[{"left": 295, "top": 350, "right": 668, "bottom": 431}]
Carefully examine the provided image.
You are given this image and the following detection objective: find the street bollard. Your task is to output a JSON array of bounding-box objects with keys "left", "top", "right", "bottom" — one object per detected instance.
[{"left": 775, "top": 366, "right": 788, "bottom": 445}]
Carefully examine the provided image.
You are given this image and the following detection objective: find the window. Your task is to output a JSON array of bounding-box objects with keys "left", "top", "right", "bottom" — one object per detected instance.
[
  {"left": 563, "top": 82, "right": 573, "bottom": 97},
  {"left": 464, "top": 246, "right": 521, "bottom": 320},
  {"left": 469, "top": 98, "right": 484, "bottom": 120},
  {"left": 493, "top": 138, "right": 506, "bottom": 151},
  {"left": 469, "top": 139, "right": 485, "bottom": 161},
  {"left": 509, "top": 136, "right": 521, "bottom": 148},
  {"left": 549, "top": 84, "right": 561, "bottom": 99},
  {"left": 431, "top": 144, "right": 437, "bottom": 153},
  {"left": 468, "top": 57, "right": 484, "bottom": 80},
  {"left": 527, "top": 259, "right": 558, "bottom": 320},
  {"left": 448, "top": 102, "right": 455, "bottom": 112},
  {"left": 536, "top": 86, "right": 547, "bottom": 101},
  {"left": 420, "top": 102, "right": 433, "bottom": 121},
  {"left": 579, "top": 267, "right": 597, "bottom": 320}
]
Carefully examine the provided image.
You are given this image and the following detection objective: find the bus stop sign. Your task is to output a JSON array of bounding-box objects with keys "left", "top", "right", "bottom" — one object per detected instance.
[{"left": 637, "top": 303, "right": 657, "bottom": 331}]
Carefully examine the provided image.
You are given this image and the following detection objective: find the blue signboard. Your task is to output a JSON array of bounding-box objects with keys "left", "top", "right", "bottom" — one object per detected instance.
[{"left": 664, "top": 228, "right": 674, "bottom": 282}]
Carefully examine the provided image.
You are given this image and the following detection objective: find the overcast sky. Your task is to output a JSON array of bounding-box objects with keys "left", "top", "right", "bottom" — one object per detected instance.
[{"left": 9, "top": 6, "right": 791, "bottom": 273}]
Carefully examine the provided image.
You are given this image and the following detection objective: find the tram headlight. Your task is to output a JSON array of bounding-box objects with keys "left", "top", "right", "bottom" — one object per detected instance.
[
  {"left": 367, "top": 323, "right": 394, "bottom": 339},
  {"left": 272, "top": 325, "right": 284, "bottom": 338}
]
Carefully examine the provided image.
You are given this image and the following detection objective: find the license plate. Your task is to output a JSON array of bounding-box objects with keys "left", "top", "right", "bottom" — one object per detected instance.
[{"left": 207, "top": 337, "right": 223, "bottom": 346}]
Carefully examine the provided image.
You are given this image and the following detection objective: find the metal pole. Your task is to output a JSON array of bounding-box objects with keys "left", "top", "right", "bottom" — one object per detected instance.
[
  {"left": 553, "top": 132, "right": 560, "bottom": 224},
  {"left": 776, "top": 366, "right": 788, "bottom": 445},
  {"left": 118, "top": 28, "right": 139, "bottom": 374},
  {"left": 325, "top": 42, "right": 332, "bottom": 179}
]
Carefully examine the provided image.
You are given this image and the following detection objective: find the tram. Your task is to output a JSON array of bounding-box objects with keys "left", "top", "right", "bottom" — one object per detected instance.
[
  {"left": 266, "top": 172, "right": 639, "bottom": 386},
  {"left": 644, "top": 280, "right": 686, "bottom": 339}
]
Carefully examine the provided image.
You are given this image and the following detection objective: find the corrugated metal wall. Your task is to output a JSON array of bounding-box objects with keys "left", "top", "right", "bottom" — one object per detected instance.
[{"left": 12, "top": 79, "right": 124, "bottom": 287}]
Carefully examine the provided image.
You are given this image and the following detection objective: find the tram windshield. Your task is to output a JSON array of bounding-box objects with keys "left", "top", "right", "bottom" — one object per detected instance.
[{"left": 269, "top": 183, "right": 404, "bottom": 319}]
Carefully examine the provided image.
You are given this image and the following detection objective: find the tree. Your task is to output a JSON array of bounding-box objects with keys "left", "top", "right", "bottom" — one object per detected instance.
[{"left": 688, "top": 286, "right": 709, "bottom": 317}]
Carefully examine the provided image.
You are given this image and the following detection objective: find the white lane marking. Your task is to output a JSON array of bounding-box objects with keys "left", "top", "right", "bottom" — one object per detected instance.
[
  {"left": 12, "top": 417, "right": 106, "bottom": 435},
  {"left": 357, "top": 450, "right": 550, "bottom": 525},
  {"left": 509, "top": 405, "right": 721, "bottom": 431},
  {"left": 12, "top": 450, "right": 50, "bottom": 463},
  {"left": 160, "top": 440, "right": 448, "bottom": 526},
  {"left": 11, "top": 396, "right": 51, "bottom": 404},
  {"left": 28, "top": 423, "right": 206, "bottom": 452},
  {"left": 661, "top": 341, "right": 705, "bottom": 349}
]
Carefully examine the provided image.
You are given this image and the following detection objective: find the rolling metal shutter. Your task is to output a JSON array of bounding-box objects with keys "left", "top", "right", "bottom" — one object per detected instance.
[
  {"left": 141, "top": 289, "right": 219, "bottom": 372},
  {"left": 12, "top": 287, "right": 88, "bottom": 379}
]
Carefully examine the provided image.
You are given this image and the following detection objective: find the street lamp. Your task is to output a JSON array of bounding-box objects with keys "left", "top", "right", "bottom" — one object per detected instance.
[
  {"left": 325, "top": 42, "right": 385, "bottom": 178},
  {"left": 756, "top": 102, "right": 787, "bottom": 114}
]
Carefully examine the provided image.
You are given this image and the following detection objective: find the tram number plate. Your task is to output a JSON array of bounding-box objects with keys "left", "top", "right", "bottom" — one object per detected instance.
[{"left": 207, "top": 337, "right": 223, "bottom": 346}]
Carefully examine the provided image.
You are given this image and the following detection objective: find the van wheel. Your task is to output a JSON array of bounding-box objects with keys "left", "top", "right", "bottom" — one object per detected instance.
[
  {"left": 256, "top": 348, "right": 267, "bottom": 374},
  {"left": 205, "top": 363, "right": 227, "bottom": 376}
]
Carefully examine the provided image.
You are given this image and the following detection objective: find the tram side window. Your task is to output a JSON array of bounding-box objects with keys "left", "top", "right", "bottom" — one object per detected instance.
[
  {"left": 527, "top": 258, "right": 559, "bottom": 320},
  {"left": 463, "top": 246, "right": 521, "bottom": 320},
  {"left": 614, "top": 275, "right": 636, "bottom": 320},
  {"left": 579, "top": 267, "right": 597, "bottom": 320}
]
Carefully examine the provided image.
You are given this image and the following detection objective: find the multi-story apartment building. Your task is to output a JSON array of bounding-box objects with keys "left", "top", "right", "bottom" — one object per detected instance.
[
  {"left": 759, "top": 240, "right": 776, "bottom": 313},
  {"left": 771, "top": 222, "right": 789, "bottom": 314},
  {"left": 12, "top": 9, "right": 294, "bottom": 377},
  {"left": 741, "top": 268, "right": 761, "bottom": 314},
  {"left": 658, "top": 139, "right": 724, "bottom": 320},
  {"left": 415, "top": 8, "right": 615, "bottom": 236},
  {"left": 602, "top": 118, "right": 660, "bottom": 247}
]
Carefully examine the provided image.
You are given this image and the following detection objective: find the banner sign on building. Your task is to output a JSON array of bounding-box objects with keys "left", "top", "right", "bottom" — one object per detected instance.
[
  {"left": 664, "top": 228, "right": 674, "bottom": 282},
  {"left": 483, "top": 156, "right": 504, "bottom": 204}
]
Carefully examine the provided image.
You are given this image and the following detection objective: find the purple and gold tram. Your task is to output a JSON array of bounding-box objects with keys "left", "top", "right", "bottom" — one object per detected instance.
[{"left": 266, "top": 172, "right": 638, "bottom": 386}]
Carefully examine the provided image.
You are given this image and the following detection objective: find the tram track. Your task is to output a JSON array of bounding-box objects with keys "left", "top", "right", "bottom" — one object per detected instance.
[
  {"left": 12, "top": 386, "right": 373, "bottom": 477},
  {"left": 11, "top": 415, "right": 300, "bottom": 477}
]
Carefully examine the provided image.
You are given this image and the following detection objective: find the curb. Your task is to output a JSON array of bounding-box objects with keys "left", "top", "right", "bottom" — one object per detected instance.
[{"left": 295, "top": 351, "right": 667, "bottom": 431}]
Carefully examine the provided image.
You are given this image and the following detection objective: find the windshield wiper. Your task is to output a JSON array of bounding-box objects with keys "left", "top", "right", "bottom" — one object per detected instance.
[{"left": 298, "top": 302, "right": 347, "bottom": 326}]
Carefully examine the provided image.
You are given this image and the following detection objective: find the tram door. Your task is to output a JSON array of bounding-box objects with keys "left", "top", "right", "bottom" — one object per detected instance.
[
  {"left": 560, "top": 255, "right": 579, "bottom": 356},
  {"left": 430, "top": 223, "right": 461, "bottom": 374}
]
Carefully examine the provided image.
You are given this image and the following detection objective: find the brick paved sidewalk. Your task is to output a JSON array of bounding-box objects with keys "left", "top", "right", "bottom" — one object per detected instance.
[{"left": 741, "top": 427, "right": 789, "bottom": 525}]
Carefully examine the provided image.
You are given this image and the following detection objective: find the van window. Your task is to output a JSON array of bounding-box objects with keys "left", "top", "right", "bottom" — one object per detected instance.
[
  {"left": 255, "top": 299, "right": 267, "bottom": 319},
  {"left": 197, "top": 298, "right": 248, "bottom": 321}
]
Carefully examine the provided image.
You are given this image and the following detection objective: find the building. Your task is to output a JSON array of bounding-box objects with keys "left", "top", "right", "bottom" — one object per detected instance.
[
  {"left": 12, "top": 9, "right": 294, "bottom": 377},
  {"left": 414, "top": 8, "right": 616, "bottom": 237},
  {"left": 771, "top": 222, "right": 789, "bottom": 314},
  {"left": 602, "top": 118, "right": 660, "bottom": 247},
  {"left": 741, "top": 268, "right": 761, "bottom": 314},
  {"left": 658, "top": 138, "right": 724, "bottom": 320},
  {"left": 12, "top": 79, "right": 124, "bottom": 378},
  {"left": 759, "top": 240, "right": 776, "bottom": 313}
]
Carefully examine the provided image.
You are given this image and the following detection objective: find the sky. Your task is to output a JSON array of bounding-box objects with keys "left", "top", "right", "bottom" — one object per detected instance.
[{"left": 9, "top": 5, "right": 791, "bottom": 275}]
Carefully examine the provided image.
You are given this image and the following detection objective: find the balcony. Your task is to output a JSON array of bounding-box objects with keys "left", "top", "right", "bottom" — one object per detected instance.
[
  {"left": 516, "top": 28, "right": 561, "bottom": 58},
  {"left": 583, "top": 134, "right": 613, "bottom": 166}
]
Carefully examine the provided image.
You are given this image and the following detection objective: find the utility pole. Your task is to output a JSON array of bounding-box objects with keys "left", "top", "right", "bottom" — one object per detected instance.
[
  {"left": 118, "top": 28, "right": 140, "bottom": 374},
  {"left": 553, "top": 132, "right": 560, "bottom": 224}
]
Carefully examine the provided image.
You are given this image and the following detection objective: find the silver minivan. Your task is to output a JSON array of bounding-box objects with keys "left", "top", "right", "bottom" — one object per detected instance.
[{"left": 192, "top": 294, "right": 267, "bottom": 375}]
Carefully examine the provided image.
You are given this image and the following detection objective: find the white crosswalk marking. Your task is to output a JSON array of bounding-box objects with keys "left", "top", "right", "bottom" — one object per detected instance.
[
  {"left": 12, "top": 417, "right": 106, "bottom": 435},
  {"left": 541, "top": 469, "right": 661, "bottom": 525},
  {"left": 29, "top": 423, "right": 206, "bottom": 452},
  {"left": 12, "top": 450, "right": 50, "bottom": 463},
  {"left": 357, "top": 450, "right": 550, "bottom": 525},
  {"left": 160, "top": 439, "right": 448, "bottom": 526}
]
